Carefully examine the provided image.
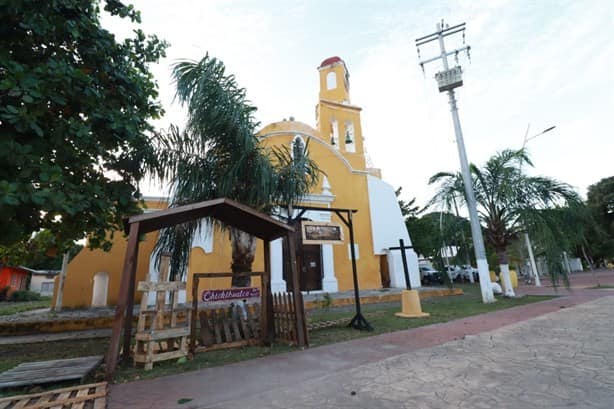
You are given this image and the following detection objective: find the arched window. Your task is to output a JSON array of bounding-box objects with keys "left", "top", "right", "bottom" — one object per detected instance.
[
  {"left": 326, "top": 72, "right": 337, "bottom": 90},
  {"left": 330, "top": 119, "right": 339, "bottom": 148},
  {"left": 91, "top": 271, "right": 109, "bottom": 307},
  {"left": 345, "top": 122, "right": 355, "bottom": 153}
]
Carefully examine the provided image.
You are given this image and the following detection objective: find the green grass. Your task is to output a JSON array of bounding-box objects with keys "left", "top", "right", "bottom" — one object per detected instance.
[
  {"left": 0, "top": 297, "right": 51, "bottom": 316},
  {"left": 307, "top": 284, "right": 553, "bottom": 346},
  {"left": 114, "top": 343, "right": 295, "bottom": 383},
  {"left": 0, "top": 284, "right": 554, "bottom": 393},
  {"left": 587, "top": 284, "right": 614, "bottom": 289}
]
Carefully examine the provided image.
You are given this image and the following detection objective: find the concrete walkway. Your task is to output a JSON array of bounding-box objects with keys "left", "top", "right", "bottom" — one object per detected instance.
[{"left": 109, "top": 272, "right": 614, "bottom": 409}]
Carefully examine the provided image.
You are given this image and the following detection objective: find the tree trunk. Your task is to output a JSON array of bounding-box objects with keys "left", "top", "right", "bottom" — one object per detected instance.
[
  {"left": 230, "top": 228, "right": 256, "bottom": 287},
  {"left": 496, "top": 248, "right": 515, "bottom": 297},
  {"left": 581, "top": 244, "right": 600, "bottom": 287}
]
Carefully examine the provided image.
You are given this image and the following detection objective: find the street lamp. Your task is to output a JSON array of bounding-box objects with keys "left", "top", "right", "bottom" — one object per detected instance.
[
  {"left": 522, "top": 125, "right": 556, "bottom": 149},
  {"left": 520, "top": 124, "right": 556, "bottom": 287}
]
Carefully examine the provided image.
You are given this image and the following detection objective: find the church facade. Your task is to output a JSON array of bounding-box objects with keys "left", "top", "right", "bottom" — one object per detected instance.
[{"left": 54, "top": 57, "right": 420, "bottom": 308}]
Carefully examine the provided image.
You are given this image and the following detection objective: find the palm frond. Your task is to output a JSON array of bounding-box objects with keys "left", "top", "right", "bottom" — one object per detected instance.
[
  {"left": 150, "top": 54, "right": 322, "bottom": 279},
  {"left": 427, "top": 148, "right": 580, "bottom": 286}
]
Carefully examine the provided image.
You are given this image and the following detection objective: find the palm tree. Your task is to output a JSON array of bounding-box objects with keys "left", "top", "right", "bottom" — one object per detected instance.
[
  {"left": 152, "top": 54, "right": 320, "bottom": 286},
  {"left": 428, "top": 149, "right": 579, "bottom": 295}
]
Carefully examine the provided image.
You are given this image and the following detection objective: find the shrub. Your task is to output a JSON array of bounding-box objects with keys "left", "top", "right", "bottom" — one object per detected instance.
[
  {"left": 10, "top": 290, "right": 41, "bottom": 302},
  {"left": 0, "top": 286, "right": 10, "bottom": 301}
]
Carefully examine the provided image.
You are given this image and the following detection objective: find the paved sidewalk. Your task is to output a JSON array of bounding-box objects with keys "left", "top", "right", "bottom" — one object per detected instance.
[
  {"left": 109, "top": 284, "right": 613, "bottom": 409},
  {"left": 216, "top": 295, "right": 614, "bottom": 409}
]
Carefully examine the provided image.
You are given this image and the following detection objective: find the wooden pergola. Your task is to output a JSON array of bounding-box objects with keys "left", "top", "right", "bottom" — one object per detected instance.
[{"left": 105, "top": 198, "right": 307, "bottom": 379}]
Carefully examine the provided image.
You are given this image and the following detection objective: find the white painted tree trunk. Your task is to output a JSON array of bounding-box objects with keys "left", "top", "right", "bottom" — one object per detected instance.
[
  {"left": 499, "top": 263, "right": 515, "bottom": 297},
  {"left": 524, "top": 233, "right": 541, "bottom": 287}
]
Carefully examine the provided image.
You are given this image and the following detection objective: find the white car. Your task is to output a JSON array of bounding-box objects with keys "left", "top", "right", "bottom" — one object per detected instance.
[
  {"left": 460, "top": 265, "right": 479, "bottom": 282},
  {"left": 444, "top": 265, "right": 462, "bottom": 281},
  {"left": 419, "top": 266, "right": 443, "bottom": 285}
]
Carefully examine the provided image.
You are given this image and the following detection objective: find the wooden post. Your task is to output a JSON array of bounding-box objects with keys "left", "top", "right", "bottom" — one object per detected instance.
[
  {"left": 105, "top": 222, "right": 140, "bottom": 380},
  {"left": 121, "top": 248, "right": 141, "bottom": 364},
  {"left": 339, "top": 210, "right": 372, "bottom": 331},
  {"left": 190, "top": 275, "right": 199, "bottom": 357},
  {"left": 53, "top": 252, "right": 70, "bottom": 312},
  {"left": 286, "top": 232, "right": 307, "bottom": 347},
  {"left": 260, "top": 272, "right": 270, "bottom": 346}
]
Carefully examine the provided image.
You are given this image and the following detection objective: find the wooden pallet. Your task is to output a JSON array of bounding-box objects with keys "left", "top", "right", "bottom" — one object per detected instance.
[
  {"left": 195, "top": 303, "right": 261, "bottom": 352},
  {"left": 0, "top": 356, "right": 103, "bottom": 389},
  {"left": 272, "top": 292, "right": 297, "bottom": 344},
  {"left": 307, "top": 318, "right": 348, "bottom": 331},
  {"left": 0, "top": 382, "right": 106, "bottom": 409},
  {"left": 134, "top": 253, "right": 189, "bottom": 370}
]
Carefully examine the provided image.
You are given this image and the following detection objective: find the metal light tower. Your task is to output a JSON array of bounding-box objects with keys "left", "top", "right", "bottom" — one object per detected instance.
[
  {"left": 416, "top": 20, "right": 495, "bottom": 303},
  {"left": 520, "top": 124, "right": 556, "bottom": 287}
]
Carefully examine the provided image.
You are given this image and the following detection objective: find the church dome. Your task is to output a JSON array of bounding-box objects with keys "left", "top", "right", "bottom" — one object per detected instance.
[{"left": 319, "top": 56, "right": 343, "bottom": 68}]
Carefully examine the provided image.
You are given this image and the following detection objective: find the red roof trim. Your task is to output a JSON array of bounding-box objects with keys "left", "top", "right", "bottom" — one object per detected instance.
[{"left": 319, "top": 56, "right": 342, "bottom": 68}]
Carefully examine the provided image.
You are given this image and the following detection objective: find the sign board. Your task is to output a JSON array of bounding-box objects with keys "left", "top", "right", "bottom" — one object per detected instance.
[
  {"left": 201, "top": 287, "right": 260, "bottom": 303},
  {"left": 301, "top": 221, "right": 344, "bottom": 245}
]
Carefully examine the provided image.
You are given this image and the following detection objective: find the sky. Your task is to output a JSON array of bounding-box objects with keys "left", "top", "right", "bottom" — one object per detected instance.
[{"left": 103, "top": 0, "right": 613, "bottom": 209}]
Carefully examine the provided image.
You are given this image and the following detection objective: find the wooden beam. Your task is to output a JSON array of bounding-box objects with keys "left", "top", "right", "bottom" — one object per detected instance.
[
  {"left": 192, "top": 271, "right": 264, "bottom": 279},
  {"left": 286, "top": 232, "right": 307, "bottom": 347},
  {"left": 122, "top": 240, "right": 141, "bottom": 363},
  {"left": 137, "top": 281, "right": 186, "bottom": 291},
  {"left": 105, "top": 222, "right": 140, "bottom": 380},
  {"left": 190, "top": 275, "right": 199, "bottom": 357}
]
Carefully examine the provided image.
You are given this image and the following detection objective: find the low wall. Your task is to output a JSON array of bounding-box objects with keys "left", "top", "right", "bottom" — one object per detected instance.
[{"left": 1, "top": 288, "right": 462, "bottom": 336}]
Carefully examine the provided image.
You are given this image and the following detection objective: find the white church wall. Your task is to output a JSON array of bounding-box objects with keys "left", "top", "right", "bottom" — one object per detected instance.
[{"left": 367, "top": 175, "right": 420, "bottom": 288}]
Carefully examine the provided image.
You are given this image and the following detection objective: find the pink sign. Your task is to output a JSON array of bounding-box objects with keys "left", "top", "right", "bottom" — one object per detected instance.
[{"left": 201, "top": 287, "right": 260, "bottom": 303}]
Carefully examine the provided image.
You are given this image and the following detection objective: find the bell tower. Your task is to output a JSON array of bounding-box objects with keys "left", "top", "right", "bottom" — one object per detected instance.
[
  {"left": 316, "top": 57, "right": 366, "bottom": 169},
  {"left": 318, "top": 56, "right": 350, "bottom": 103}
]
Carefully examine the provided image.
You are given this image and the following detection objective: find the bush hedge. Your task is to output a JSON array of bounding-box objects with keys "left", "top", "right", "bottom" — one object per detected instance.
[
  {"left": 0, "top": 286, "right": 10, "bottom": 301},
  {"left": 10, "top": 290, "right": 41, "bottom": 302}
]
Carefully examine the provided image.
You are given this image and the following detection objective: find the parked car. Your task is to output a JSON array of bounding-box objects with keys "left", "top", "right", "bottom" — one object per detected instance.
[
  {"left": 459, "top": 265, "right": 479, "bottom": 282},
  {"left": 419, "top": 266, "right": 444, "bottom": 285},
  {"left": 444, "top": 265, "right": 462, "bottom": 281}
]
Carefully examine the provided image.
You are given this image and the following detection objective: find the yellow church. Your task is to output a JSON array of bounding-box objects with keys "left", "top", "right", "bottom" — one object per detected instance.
[{"left": 55, "top": 56, "right": 421, "bottom": 308}]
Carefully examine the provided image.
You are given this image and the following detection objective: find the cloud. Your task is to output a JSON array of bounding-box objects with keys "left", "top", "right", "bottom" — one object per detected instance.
[{"left": 101, "top": 0, "right": 614, "bottom": 204}]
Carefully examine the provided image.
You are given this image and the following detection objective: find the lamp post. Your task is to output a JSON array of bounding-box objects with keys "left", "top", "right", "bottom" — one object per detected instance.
[{"left": 520, "top": 124, "right": 556, "bottom": 287}]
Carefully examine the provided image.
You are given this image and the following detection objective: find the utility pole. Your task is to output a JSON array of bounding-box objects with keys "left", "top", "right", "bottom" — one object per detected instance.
[
  {"left": 416, "top": 20, "right": 495, "bottom": 303},
  {"left": 520, "top": 123, "right": 555, "bottom": 287}
]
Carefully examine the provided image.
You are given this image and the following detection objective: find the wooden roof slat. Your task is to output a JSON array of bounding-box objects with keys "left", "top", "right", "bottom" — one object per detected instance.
[{"left": 128, "top": 198, "right": 293, "bottom": 241}]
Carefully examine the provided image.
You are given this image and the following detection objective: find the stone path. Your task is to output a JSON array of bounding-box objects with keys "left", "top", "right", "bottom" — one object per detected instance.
[
  {"left": 109, "top": 275, "right": 614, "bottom": 409},
  {"left": 213, "top": 295, "right": 614, "bottom": 409}
]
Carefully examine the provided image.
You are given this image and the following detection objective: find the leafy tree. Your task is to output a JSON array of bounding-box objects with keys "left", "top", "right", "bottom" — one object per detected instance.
[
  {"left": 429, "top": 149, "right": 580, "bottom": 294},
  {"left": 405, "top": 212, "right": 470, "bottom": 262},
  {"left": 0, "top": 0, "right": 167, "bottom": 251},
  {"left": 0, "top": 230, "right": 82, "bottom": 270},
  {"left": 153, "top": 55, "right": 320, "bottom": 286},
  {"left": 586, "top": 176, "right": 614, "bottom": 264}
]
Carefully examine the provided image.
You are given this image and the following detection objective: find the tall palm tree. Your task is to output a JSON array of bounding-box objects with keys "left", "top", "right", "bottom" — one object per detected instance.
[
  {"left": 152, "top": 54, "right": 320, "bottom": 286},
  {"left": 428, "top": 149, "right": 579, "bottom": 295}
]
